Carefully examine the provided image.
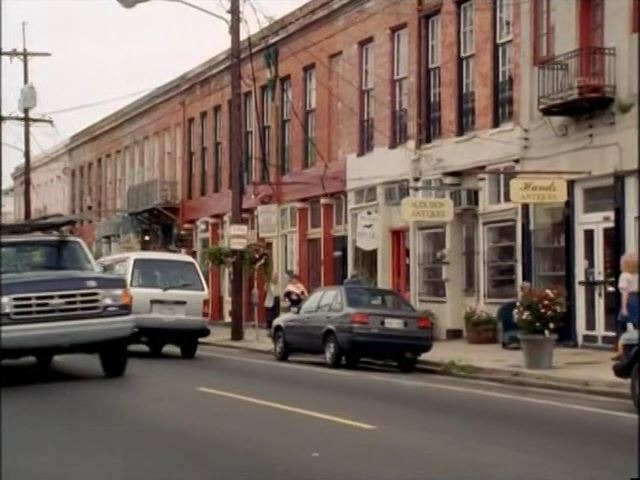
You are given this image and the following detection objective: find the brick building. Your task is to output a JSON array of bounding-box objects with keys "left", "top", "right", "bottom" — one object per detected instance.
[{"left": 20, "top": 0, "right": 638, "bottom": 342}]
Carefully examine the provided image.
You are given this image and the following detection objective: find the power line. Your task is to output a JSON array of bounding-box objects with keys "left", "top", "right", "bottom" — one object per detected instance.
[{"left": 41, "top": 88, "right": 155, "bottom": 116}]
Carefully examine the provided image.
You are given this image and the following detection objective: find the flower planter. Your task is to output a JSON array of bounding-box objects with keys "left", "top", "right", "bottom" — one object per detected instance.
[
  {"left": 466, "top": 324, "right": 498, "bottom": 344},
  {"left": 517, "top": 333, "right": 557, "bottom": 369}
]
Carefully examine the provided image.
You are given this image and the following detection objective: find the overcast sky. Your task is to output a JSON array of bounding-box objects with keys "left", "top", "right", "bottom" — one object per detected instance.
[{"left": 1, "top": 0, "right": 306, "bottom": 188}]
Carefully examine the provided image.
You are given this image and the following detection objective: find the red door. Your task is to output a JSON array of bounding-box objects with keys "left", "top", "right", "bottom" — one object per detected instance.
[
  {"left": 391, "top": 230, "right": 410, "bottom": 299},
  {"left": 579, "top": 0, "right": 604, "bottom": 91}
]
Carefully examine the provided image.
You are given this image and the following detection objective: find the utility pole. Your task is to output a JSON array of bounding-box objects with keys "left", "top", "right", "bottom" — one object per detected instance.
[
  {"left": 229, "top": 0, "right": 244, "bottom": 341},
  {"left": 1, "top": 22, "right": 52, "bottom": 220}
]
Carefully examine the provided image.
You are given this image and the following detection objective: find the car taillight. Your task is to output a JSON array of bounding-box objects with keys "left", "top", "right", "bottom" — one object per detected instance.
[
  {"left": 350, "top": 313, "right": 369, "bottom": 325},
  {"left": 202, "top": 298, "right": 210, "bottom": 319},
  {"left": 418, "top": 316, "right": 432, "bottom": 329}
]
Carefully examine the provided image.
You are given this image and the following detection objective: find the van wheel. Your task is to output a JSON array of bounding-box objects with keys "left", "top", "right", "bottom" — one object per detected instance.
[
  {"left": 35, "top": 353, "right": 53, "bottom": 368},
  {"left": 148, "top": 340, "right": 164, "bottom": 357},
  {"left": 100, "top": 343, "right": 128, "bottom": 378},
  {"left": 180, "top": 340, "right": 198, "bottom": 359}
]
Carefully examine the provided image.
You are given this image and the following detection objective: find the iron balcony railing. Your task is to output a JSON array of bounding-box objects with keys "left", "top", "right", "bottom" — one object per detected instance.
[
  {"left": 127, "top": 179, "right": 178, "bottom": 213},
  {"left": 537, "top": 46, "right": 615, "bottom": 115}
]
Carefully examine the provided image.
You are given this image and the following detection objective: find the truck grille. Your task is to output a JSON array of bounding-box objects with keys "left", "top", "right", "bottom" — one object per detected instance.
[{"left": 9, "top": 290, "right": 102, "bottom": 320}]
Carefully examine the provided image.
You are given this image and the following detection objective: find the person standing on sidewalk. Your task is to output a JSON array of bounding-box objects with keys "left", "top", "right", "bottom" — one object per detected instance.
[
  {"left": 614, "top": 253, "right": 639, "bottom": 358},
  {"left": 283, "top": 273, "right": 308, "bottom": 312},
  {"left": 264, "top": 271, "right": 280, "bottom": 332}
]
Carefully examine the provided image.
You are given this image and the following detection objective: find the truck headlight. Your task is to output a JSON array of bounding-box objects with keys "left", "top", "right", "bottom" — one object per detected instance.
[
  {"left": 101, "top": 289, "right": 132, "bottom": 307},
  {"left": 1, "top": 296, "right": 10, "bottom": 315}
]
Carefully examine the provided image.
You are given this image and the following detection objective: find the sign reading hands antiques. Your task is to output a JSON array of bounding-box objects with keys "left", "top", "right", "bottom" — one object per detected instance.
[
  {"left": 509, "top": 178, "right": 568, "bottom": 204},
  {"left": 401, "top": 197, "right": 454, "bottom": 223}
]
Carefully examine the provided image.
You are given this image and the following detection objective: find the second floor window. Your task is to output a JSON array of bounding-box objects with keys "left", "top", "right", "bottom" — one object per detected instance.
[
  {"left": 496, "top": 0, "right": 513, "bottom": 125},
  {"left": 359, "top": 41, "right": 374, "bottom": 155},
  {"left": 261, "top": 86, "right": 272, "bottom": 182},
  {"left": 303, "top": 67, "right": 316, "bottom": 169},
  {"left": 392, "top": 28, "right": 408, "bottom": 146},
  {"left": 424, "top": 14, "right": 441, "bottom": 143},
  {"left": 200, "top": 112, "right": 208, "bottom": 196},
  {"left": 459, "top": 1, "right": 475, "bottom": 135},
  {"left": 243, "top": 93, "right": 254, "bottom": 186},
  {"left": 187, "top": 118, "right": 195, "bottom": 199},
  {"left": 533, "top": 0, "right": 552, "bottom": 64},
  {"left": 213, "top": 106, "right": 222, "bottom": 192},
  {"left": 280, "top": 78, "right": 292, "bottom": 175}
]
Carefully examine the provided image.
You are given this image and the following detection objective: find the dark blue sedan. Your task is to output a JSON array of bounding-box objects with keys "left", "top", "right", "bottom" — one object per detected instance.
[{"left": 272, "top": 286, "right": 433, "bottom": 372}]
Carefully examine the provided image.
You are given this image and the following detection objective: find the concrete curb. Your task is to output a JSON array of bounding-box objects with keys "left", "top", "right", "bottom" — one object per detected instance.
[{"left": 200, "top": 339, "right": 631, "bottom": 400}]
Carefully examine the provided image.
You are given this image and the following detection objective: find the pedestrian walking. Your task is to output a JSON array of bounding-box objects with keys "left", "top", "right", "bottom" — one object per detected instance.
[
  {"left": 283, "top": 273, "right": 308, "bottom": 312},
  {"left": 614, "top": 252, "right": 639, "bottom": 359},
  {"left": 264, "top": 271, "right": 280, "bottom": 332}
]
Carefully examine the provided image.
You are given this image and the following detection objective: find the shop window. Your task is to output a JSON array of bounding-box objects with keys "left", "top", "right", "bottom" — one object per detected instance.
[
  {"left": 419, "top": 229, "right": 446, "bottom": 299},
  {"left": 462, "top": 221, "right": 477, "bottom": 294},
  {"left": 352, "top": 212, "right": 377, "bottom": 286},
  {"left": 485, "top": 222, "right": 517, "bottom": 300},
  {"left": 487, "top": 166, "right": 516, "bottom": 205},
  {"left": 583, "top": 185, "right": 615, "bottom": 213},
  {"left": 280, "top": 205, "right": 297, "bottom": 230},
  {"left": 532, "top": 204, "right": 565, "bottom": 289},
  {"left": 198, "top": 236, "right": 210, "bottom": 286}
]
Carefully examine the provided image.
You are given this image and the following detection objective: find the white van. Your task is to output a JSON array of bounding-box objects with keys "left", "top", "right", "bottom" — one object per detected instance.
[{"left": 98, "top": 251, "right": 210, "bottom": 358}]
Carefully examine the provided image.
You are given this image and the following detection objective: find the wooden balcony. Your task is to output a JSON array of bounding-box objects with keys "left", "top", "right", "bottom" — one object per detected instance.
[{"left": 538, "top": 47, "right": 615, "bottom": 117}]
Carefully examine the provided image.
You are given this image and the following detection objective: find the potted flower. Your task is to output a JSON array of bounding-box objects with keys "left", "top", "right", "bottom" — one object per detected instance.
[
  {"left": 514, "top": 284, "right": 566, "bottom": 369},
  {"left": 464, "top": 306, "right": 498, "bottom": 344}
]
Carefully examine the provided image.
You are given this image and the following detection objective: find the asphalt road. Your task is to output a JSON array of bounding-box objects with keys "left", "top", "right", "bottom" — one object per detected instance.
[{"left": 2, "top": 344, "right": 638, "bottom": 480}]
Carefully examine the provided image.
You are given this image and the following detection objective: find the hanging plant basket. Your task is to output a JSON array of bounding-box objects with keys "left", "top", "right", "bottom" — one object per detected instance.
[
  {"left": 207, "top": 243, "right": 272, "bottom": 277},
  {"left": 208, "top": 245, "right": 236, "bottom": 269}
]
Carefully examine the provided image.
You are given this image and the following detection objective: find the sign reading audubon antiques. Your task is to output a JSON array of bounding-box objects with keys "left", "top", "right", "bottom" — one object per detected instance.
[
  {"left": 401, "top": 197, "right": 454, "bottom": 223},
  {"left": 509, "top": 178, "right": 568, "bottom": 204},
  {"left": 257, "top": 204, "right": 279, "bottom": 237}
]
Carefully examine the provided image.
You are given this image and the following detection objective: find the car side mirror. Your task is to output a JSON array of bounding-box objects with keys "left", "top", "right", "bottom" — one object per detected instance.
[{"left": 95, "top": 264, "right": 104, "bottom": 273}]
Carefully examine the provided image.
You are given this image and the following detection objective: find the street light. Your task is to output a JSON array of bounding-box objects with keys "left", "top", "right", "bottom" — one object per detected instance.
[
  {"left": 117, "top": 0, "right": 245, "bottom": 341},
  {"left": 115, "top": 0, "right": 230, "bottom": 26}
]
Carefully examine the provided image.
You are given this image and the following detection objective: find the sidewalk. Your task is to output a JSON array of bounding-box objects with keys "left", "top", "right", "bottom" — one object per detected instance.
[{"left": 201, "top": 324, "right": 629, "bottom": 399}]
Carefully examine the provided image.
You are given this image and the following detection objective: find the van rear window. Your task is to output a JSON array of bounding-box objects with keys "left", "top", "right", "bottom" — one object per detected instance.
[{"left": 131, "top": 259, "right": 204, "bottom": 291}]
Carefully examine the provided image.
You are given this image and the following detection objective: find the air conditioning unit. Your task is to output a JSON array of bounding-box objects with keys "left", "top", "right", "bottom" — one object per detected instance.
[
  {"left": 451, "top": 188, "right": 479, "bottom": 210},
  {"left": 384, "top": 181, "right": 409, "bottom": 206}
]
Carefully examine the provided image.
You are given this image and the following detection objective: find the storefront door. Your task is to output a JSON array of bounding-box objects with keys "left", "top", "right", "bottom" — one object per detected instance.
[
  {"left": 391, "top": 230, "right": 410, "bottom": 298},
  {"left": 577, "top": 222, "right": 617, "bottom": 346}
]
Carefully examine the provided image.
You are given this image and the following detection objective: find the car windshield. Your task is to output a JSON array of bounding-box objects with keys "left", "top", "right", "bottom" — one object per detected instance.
[
  {"left": 131, "top": 258, "right": 204, "bottom": 291},
  {"left": 0, "top": 240, "right": 94, "bottom": 274},
  {"left": 345, "top": 287, "right": 415, "bottom": 312}
]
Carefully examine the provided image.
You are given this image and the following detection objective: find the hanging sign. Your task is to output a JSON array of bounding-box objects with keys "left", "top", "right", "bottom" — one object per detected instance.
[
  {"left": 356, "top": 210, "right": 379, "bottom": 251},
  {"left": 401, "top": 197, "right": 454, "bottom": 223},
  {"left": 257, "top": 205, "right": 279, "bottom": 237},
  {"left": 509, "top": 178, "right": 567, "bottom": 204}
]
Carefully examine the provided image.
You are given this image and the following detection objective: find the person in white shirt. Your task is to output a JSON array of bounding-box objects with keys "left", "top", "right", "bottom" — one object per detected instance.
[{"left": 614, "top": 253, "right": 638, "bottom": 359}]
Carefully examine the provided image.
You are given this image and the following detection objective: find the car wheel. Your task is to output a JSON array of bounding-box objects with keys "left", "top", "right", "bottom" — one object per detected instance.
[
  {"left": 397, "top": 355, "right": 417, "bottom": 373},
  {"left": 35, "top": 353, "right": 53, "bottom": 368},
  {"left": 344, "top": 353, "right": 360, "bottom": 369},
  {"left": 631, "top": 365, "right": 639, "bottom": 413},
  {"left": 273, "top": 329, "right": 290, "bottom": 362},
  {"left": 100, "top": 343, "right": 128, "bottom": 378},
  {"left": 180, "top": 340, "right": 198, "bottom": 359},
  {"left": 323, "top": 333, "right": 342, "bottom": 369},
  {"left": 148, "top": 340, "right": 164, "bottom": 357}
]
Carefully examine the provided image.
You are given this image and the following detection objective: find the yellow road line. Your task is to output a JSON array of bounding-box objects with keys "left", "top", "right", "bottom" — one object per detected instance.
[{"left": 196, "top": 386, "right": 377, "bottom": 430}]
